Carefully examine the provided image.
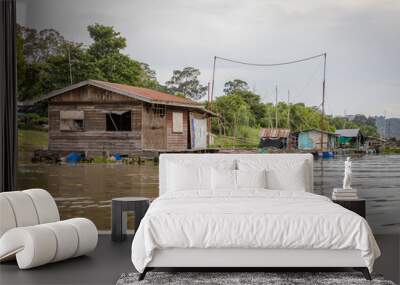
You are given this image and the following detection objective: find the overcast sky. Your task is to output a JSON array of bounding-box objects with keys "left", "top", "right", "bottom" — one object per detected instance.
[{"left": 17, "top": 0, "right": 400, "bottom": 117}]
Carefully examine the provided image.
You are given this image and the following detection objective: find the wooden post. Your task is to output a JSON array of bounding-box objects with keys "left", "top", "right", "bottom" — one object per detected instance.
[
  {"left": 275, "top": 85, "right": 278, "bottom": 128},
  {"left": 211, "top": 56, "right": 217, "bottom": 103},
  {"left": 287, "top": 89, "right": 290, "bottom": 129},
  {"left": 287, "top": 90, "right": 290, "bottom": 150}
]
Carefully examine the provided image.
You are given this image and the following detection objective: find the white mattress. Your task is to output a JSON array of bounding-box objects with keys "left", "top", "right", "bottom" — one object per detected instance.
[{"left": 131, "top": 190, "right": 380, "bottom": 273}]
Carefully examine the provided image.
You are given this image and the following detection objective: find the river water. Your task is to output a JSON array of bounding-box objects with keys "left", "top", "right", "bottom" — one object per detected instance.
[{"left": 17, "top": 154, "right": 400, "bottom": 234}]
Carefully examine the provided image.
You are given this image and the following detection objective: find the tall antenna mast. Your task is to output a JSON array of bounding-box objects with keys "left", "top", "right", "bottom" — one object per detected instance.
[
  {"left": 320, "top": 53, "right": 327, "bottom": 151},
  {"left": 287, "top": 89, "right": 290, "bottom": 129},
  {"left": 67, "top": 43, "right": 73, "bottom": 85},
  {"left": 275, "top": 85, "right": 278, "bottom": 128}
]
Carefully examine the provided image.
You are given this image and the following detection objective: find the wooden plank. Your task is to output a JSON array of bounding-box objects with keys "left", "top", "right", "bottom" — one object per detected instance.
[
  {"left": 141, "top": 104, "right": 167, "bottom": 150},
  {"left": 166, "top": 108, "right": 188, "bottom": 150}
]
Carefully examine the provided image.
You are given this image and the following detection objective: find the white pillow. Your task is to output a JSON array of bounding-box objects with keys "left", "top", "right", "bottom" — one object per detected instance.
[
  {"left": 167, "top": 162, "right": 211, "bottom": 191},
  {"left": 237, "top": 169, "right": 267, "bottom": 189},
  {"left": 212, "top": 168, "right": 237, "bottom": 190},
  {"left": 266, "top": 161, "right": 306, "bottom": 191}
]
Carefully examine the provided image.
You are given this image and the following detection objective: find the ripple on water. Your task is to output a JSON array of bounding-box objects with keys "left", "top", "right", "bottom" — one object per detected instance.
[{"left": 17, "top": 154, "right": 400, "bottom": 233}]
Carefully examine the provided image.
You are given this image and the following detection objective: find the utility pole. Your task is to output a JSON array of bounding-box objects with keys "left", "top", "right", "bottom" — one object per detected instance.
[
  {"left": 320, "top": 53, "right": 327, "bottom": 151},
  {"left": 275, "top": 85, "right": 278, "bottom": 129},
  {"left": 207, "top": 82, "right": 211, "bottom": 145},
  {"left": 287, "top": 89, "right": 290, "bottom": 129},
  {"left": 384, "top": 110, "right": 387, "bottom": 139},
  {"left": 207, "top": 82, "right": 211, "bottom": 103},
  {"left": 211, "top": 56, "right": 217, "bottom": 104},
  {"left": 287, "top": 89, "right": 291, "bottom": 150}
]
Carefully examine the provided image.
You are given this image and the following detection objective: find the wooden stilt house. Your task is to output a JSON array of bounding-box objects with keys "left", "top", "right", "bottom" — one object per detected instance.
[{"left": 33, "top": 80, "right": 215, "bottom": 156}]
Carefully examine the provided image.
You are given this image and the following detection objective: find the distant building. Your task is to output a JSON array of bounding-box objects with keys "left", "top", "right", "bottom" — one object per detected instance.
[
  {"left": 259, "top": 128, "right": 290, "bottom": 149},
  {"left": 294, "top": 129, "right": 336, "bottom": 151},
  {"left": 335, "top": 129, "right": 365, "bottom": 149},
  {"left": 31, "top": 80, "right": 215, "bottom": 156},
  {"left": 375, "top": 116, "right": 400, "bottom": 140}
]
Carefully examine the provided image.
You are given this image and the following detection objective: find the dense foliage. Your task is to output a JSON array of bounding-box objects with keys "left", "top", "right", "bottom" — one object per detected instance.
[
  {"left": 211, "top": 79, "right": 379, "bottom": 139},
  {"left": 165, "top": 67, "right": 207, "bottom": 100},
  {"left": 17, "top": 23, "right": 159, "bottom": 102}
]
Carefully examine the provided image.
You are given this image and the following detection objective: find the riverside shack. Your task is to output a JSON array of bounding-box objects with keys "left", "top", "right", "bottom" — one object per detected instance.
[
  {"left": 259, "top": 128, "right": 290, "bottom": 149},
  {"left": 335, "top": 128, "right": 365, "bottom": 149},
  {"left": 32, "top": 80, "right": 215, "bottom": 156},
  {"left": 295, "top": 129, "right": 336, "bottom": 151}
]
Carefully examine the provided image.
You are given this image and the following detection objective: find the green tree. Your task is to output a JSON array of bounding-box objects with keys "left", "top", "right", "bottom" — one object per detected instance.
[
  {"left": 212, "top": 94, "right": 251, "bottom": 137},
  {"left": 86, "top": 23, "right": 157, "bottom": 88},
  {"left": 87, "top": 23, "right": 126, "bottom": 58},
  {"left": 223, "top": 79, "right": 249, "bottom": 94},
  {"left": 16, "top": 25, "right": 76, "bottom": 101},
  {"left": 232, "top": 90, "right": 264, "bottom": 126},
  {"left": 165, "top": 67, "right": 207, "bottom": 100}
]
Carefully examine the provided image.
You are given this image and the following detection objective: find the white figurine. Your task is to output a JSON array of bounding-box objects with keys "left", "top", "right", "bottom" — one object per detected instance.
[{"left": 343, "top": 157, "right": 352, "bottom": 189}]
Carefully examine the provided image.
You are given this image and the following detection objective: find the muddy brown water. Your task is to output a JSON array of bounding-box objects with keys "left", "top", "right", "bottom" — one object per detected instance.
[{"left": 17, "top": 154, "right": 400, "bottom": 234}]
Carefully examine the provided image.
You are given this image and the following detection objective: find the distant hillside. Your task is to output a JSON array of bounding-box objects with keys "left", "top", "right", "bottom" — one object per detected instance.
[{"left": 376, "top": 116, "right": 400, "bottom": 139}]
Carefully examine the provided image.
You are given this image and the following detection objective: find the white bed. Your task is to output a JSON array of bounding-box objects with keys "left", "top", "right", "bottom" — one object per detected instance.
[{"left": 131, "top": 154, "right": 380, "bottom": 280}]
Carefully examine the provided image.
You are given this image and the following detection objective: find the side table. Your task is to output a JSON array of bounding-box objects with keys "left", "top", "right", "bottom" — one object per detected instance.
[
  {"left": 111, "top": 197, "right": 150, "bottom": 242},
  {"left": 332, "top": 199, "right": 366, "bottom": 218}
]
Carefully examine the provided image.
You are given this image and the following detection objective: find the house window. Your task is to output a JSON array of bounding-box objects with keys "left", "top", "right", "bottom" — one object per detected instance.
[
  {"left": 60, "top": 111, "right": 84, "bottom": 131},
  {"left": 172, "top": 112, "right": 183, "bottom": 133},
  {"left": 106, "top": 111, "right": 131, "bottom": 131}
]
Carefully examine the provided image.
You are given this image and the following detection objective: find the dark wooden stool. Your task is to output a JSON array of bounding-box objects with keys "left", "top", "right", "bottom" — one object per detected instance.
[{"left": 111, "top": 197, "right": 150, "bottom": 242}]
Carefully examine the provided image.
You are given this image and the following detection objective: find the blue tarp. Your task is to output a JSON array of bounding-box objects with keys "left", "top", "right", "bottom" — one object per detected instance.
[{"left": 65, "top": 152, "right": 81, "bottom": 163}]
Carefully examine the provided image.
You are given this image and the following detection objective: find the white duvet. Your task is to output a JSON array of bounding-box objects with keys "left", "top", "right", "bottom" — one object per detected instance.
[{"left": 131, "top": 190, "right": 380, "bottom": 273}]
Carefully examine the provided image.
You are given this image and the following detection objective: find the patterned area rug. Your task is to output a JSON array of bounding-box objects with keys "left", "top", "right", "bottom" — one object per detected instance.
[{"left": 116, "top": 272, "right": 396, "bottom": 285}]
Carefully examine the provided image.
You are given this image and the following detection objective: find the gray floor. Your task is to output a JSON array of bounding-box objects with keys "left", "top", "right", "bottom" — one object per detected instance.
[
  {"left": 0, "top": 235, "right": 134, "bottom": 285},
  {"left": 1, "top": 234, "right": 399, "bottom": 285}
]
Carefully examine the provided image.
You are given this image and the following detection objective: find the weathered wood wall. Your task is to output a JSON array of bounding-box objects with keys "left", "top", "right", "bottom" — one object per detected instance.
[
  {"left": 166, "top": 108, "right": 188, "bottom": 150},
  {"left": 48, "top": 86, "right": 142, "bottom": 156},
  {"left": 141, "top": 105, "right": 167, "bottom": 150}
]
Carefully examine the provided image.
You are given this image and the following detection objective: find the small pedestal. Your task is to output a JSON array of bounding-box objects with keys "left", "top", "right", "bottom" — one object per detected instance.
[{"left": 111, "top": 197, "right": 150, "bottom": 242}]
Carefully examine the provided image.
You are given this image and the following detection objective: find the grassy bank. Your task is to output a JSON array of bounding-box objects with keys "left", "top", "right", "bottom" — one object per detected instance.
[
  {"left": 211, "top": 126, "right": 259, "bottom": 148},
  {"left": 18, "top": 129, "right": 48, "bottom": 151},
  {"left": 381, "top": 146, "right": 400, "bottom": 154}
]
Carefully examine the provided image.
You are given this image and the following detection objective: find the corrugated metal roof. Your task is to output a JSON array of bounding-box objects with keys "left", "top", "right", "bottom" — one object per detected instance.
[
  {"left": 296, "top": 129, "right": 337, "bottom": 136},
  {"left": 259, "top": 128, "right": 290, "bottom": 138},
  {"left": 335, "top": 129, "right": 360, "bottom": 137},
  {"left": 28, "top": 80, "right": 214, "bottom": 113},
  {"left": 93, "top": 80, "right": 201, "bottom": 106}
]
